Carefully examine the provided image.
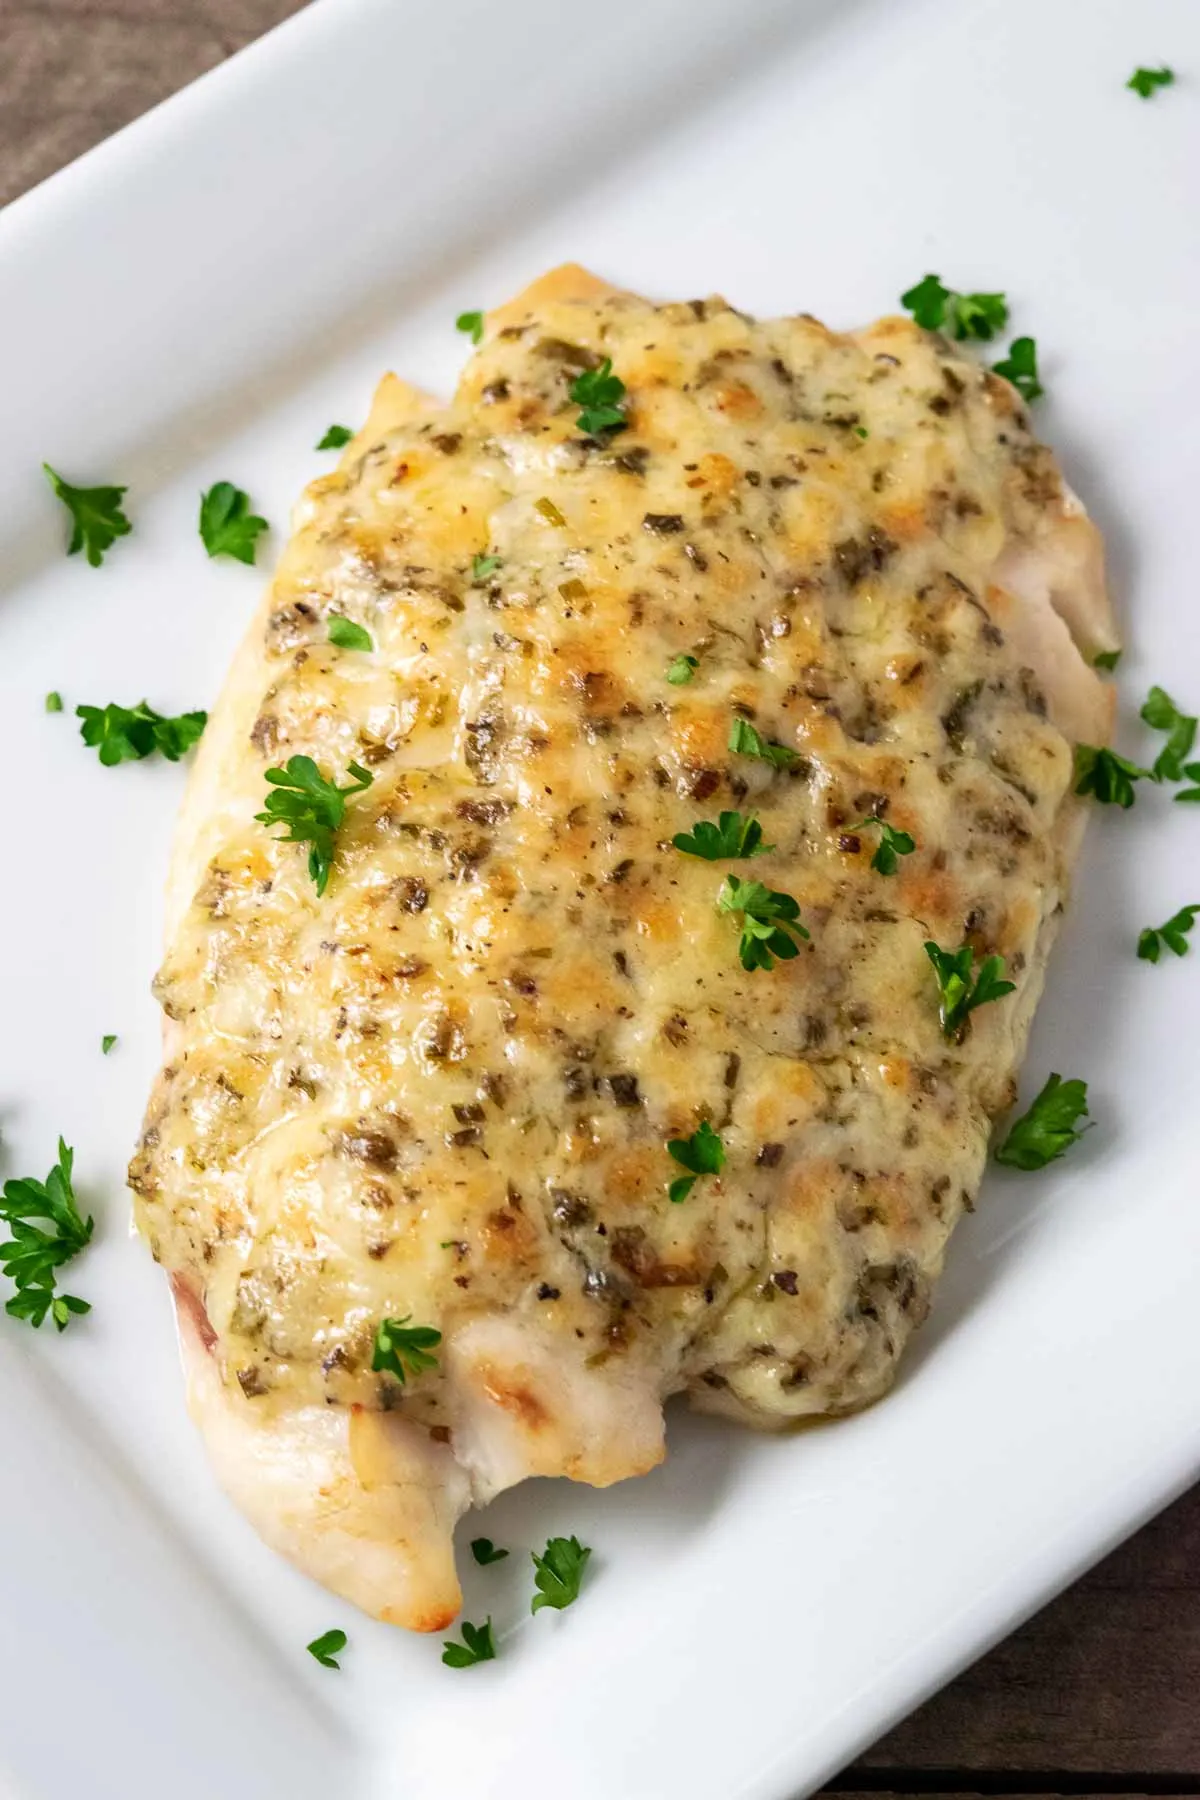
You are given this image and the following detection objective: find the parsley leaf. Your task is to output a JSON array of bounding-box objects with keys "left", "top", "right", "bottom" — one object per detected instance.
[
  {"left": 456, "top": 311, "right": 485, "bottom": 345},
  {"left": 371, "top": 1314, "right": 442, "bottom": 1385},
  {"left": 470, "top": 1537, "right": 509, "bottom": 1565},
  {"left": 1093, "top": 649, "right": 1122, "bottom": 672},
  {"left": 667, "top": 653, "right": 699, "bottom": 685},
  {"left": 199, "top": 482, "right": 269, "bottom": 565},
  {"left": 306, "top": 1629, "right": 347, "bottom": 1669},
  {"left": 0, "top": 1140, "right": 93, "bottom": 1331},
  {"left": 995, "top": 1073, "right": 1090, "bottom": 1170},
  {"left": 666, "top": 1119, "right": 725, "bottom": 1203},
  {"left": 1073, "top": 743, "right": 1151, "bottom": 807},
  {"left": 1138, "top": 904, "right": 1200, "bottom": 963},
  {"left": 530, "top": 1535, "right": 591, "bottom": 1614},
  {"left": 471, "top": 553, "right": 502, "bottom": 583},
  {"left": 924, "top": 941, "right": 1016, "bottom": 1040},
  {"left": 255, "top": 755, "right": 373, "bottom": 896},
  {"left": 316, "top": 425, "right": 354, "bottom": 450},
  {"left": 899, "top": 276, "right": 1009, "bottom": 341},
  {"left": 673, "top": 810, "right": 773, "bottom": 861},
  {"left": 727, "top": 716, "right": 801, "bottom": 770},
  {"left": 1128, "top": 65, "right": 1174, "bottom": 98},
  {"left": 45, "top": 691, "right": 63, "bottom": 713},
  {"left": 43, "top": 464, "right": 132, "bottom": 568},
  {"left": 442, "top": 1617, "right": 496, "bottom": 1668},
  {"left": 327, "top": 615, "right": 373, "bottom": 652},
  {"left": 992, "top": 337, "right": 1044, "bottom": 402},
  {"left": 101, "top": 1035, "right": 117, "bottom": 1055},
  {"left": 1175, "top": 761, "right": 1200, "bottom": 803},
  {"left": 569, "top": 358, "right": 627, "bottom": 437},
  {"left": 1140, "top": 685, "right": 1197, "bottom": 781},
  {"left": 851, "top": 815, "right": 916, "bottom": 875},
  {"left": 77, "top": 700, "right": 207, "bottom": 766},
  {"left": 718, "top": 874, "right": 809, "bottom": 972}
]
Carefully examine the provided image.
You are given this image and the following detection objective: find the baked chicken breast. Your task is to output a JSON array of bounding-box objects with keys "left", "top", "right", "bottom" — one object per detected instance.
[{"left": 131, "top": 267, "right": 1115, "bottom": 1630}]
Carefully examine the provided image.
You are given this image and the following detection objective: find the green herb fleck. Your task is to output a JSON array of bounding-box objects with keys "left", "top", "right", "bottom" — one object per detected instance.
[
  {"left": 327, "top": 615, "right": 373, "bottom": 652},
  {"left": 673, "top": 810, "right": 773, "bottom": 862},
  {"left": 255, "top": 754, "right": 373, "bottom": 896},
  {"left": 471, "top": 553, "right": 502, "bottom": 583},
  {"left": 199, "top": 482, "right": 269, "bottom": 565},
  {"left": 101, "top": 1035, "right": 117, "bottom": 1055},
  {"left": 43, "top": 464, "right": 131, "bottom": 568},
  {"left": 442, "top": 1618, "right": 496, "bottom": 1668},
  {"left": 306, "top": 1629, "right": 347, "bottom": 1669},
  {"left": 1140, "top": 685, "right": 1197, "bottom": 782},
  {"left": 727, "top": 715, "right": 801, "bottom": 770},
  {"left": 899, "top": 275, "right": 1009, "bottom": 341},
  {"left": 456, "top": 311, "right": 485, "bottom": 345},
  {"left": 995, "top": 1073, "right": 1090, "bottom": 1170},
  {"left": 1127, "top": 66, "right": 1174, "bottom": 98},
  {"left": 667, "top": 653, "right": 699, "bottom": 685},
  {"left": 924, "top": 941, "right": 1016, "bottom": 1040},
  {"left": 371, "top": 1315, "right": 442, "bottom": 1385},
  {"left": 666, "top": 1119, "right": 725, "bottom": 1203},
  {"left": 718, "top": 874, "right": 809, "bottom": 972},
  {"left": 569, "top": 358, "right": 627, "bottom": 436},
  {"left": 77, "top": 701, "right": 207, "bottom": 766},
  {"left": 45, "top": 691, "right": 63, "bottom": 714},
  {"left": 992, "top": 337, "right": 1044, "bottom": 402},
  {"left": 0, "top": 1140, "right": 93, "bottom": 1331},
  {"left": 1093, "top": 649, "right": 1121, "bottom": 672},
  {"left": 316, "top": 425, "right": 354, "bottom": 450},
  {"left": 470, "top": 1537, "right": 509, "bottom": 1566},
  {"left": 1138, "top": 904, "right": 1200, "bottom": 963},
  {"left": 530, "top": 1535, "right": 591, "bottom": 1614},
  {"left": 851, "top": 815, "right": 916, "bottom": 875},
  {"left": 1073, "top": 743, "right": 1151, "bottom": 808}
]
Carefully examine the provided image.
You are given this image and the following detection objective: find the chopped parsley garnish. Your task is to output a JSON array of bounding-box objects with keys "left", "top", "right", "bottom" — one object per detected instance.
[
  {"left": 471, "top": 553, "right": 502, "bottom": 583},
  {"left": 470, "top": 1537, "right": 509, "bottom": 1566},
  {"left": 569, "top": 358, "right": 627, "bottom": 436},
  {"left": 456, "top": 310, "right": 485, "bottom": 345},
  {"left": 0, "top": 1140, "right": 93, "bottom": 1331},
  {"left": 199, "top": 482, "right": 269, "bottom": 565},
  {"left": 101, "top": 1034, "right": 117, "bottom": 1055},
  {"left": 43, "top": 464, "right": 132, "bottom": 567},
  {"left": 1175, "top": 762, "right": 1200, "bottom": 803},
  {"left": 256, "top": 755, "right": 372, "bottom": 896},
  {"left": 442, "top": 1618, "right": 496, "bottom": 1668},
  {"left": 718, "top": 875, "right": 809, "bottom": 972},
  {"left": 924, "top": 941, "right": 1016, "bottom": 1040},
  {"left": 1140, "top": 685, "right": 1197, "bottom": 781},
  {"left": 1138, "top": 904, "right": 1200, "bottom": 963},
  {"left": 992, "top": 337, "right": 1044, "bottom": 402},
  {"left": 371, "top": 1315, "right": 442, "bottom": 1385},
  {"left": 727, "top": 716, "right": 801, "bottom": 770},
  {"left": 666, "top": 1119, "right": 725, "bottom": 1203},
  {"left": 530, "top": 1535, "right": 591, "bottom": 1614},
  {"left": 994, "top": 1073, "right": 1090, "bottom": 1170},
  {"left": 673, "top": 810, "right": 773, "bottom": 862},
  {"left": 899, "top": 276, "right": 1009, "bottom": 342},
  {"left": 1073, "top": 743, "right": 1151, "bottom": 808},
  {"left": 327, "top": 615, "right": 373, "bottom": 652},
  {"left": 667, "top": 653, "right": 699, "bottom": 685},
  {"left": 1093, "top": 649, "right": 1122, "bottom": 672},
  {"left": 77, "top": 700, "right": 207, "bottom": 766},
  {"left": 306, "top": 1629, "right": 347, "bottom": 1669},
  {"left": 1127, "top": 65, "right": 1174, "bottom": 98},
  {"left": 45, "top": 691, "right": 63, "bottom": 713},
  {"left": 316, "top": 425, "right": 354, "bottom": 450},
  {"left": 852, "top": 815, "right": 915, "bottom": 875}
]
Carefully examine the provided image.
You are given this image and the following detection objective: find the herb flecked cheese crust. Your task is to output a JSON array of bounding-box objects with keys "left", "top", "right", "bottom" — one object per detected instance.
[{"left": 131, "top": 266, "right": 1115, "bottom": 1630}]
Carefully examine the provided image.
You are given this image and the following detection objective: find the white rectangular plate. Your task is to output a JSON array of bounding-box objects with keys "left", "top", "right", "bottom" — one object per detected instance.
[{"left": 1, "top": 1, "right": 1198, "bottom": 1796}]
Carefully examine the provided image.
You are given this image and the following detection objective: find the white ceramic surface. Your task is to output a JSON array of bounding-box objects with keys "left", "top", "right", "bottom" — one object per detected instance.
[{"left": 1, "top": 1, "right": 1198, "bottom": 1796}]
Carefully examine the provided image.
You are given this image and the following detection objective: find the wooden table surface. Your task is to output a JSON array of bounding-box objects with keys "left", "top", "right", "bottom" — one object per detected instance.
[{"left": 4, "top": 2, "right": 1198, "bottom": 1793}]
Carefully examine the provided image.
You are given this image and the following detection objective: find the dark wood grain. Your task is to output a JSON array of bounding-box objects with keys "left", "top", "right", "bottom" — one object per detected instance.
[{"left": 1, "top": 2, "right": 1197, "bottom": 1789}]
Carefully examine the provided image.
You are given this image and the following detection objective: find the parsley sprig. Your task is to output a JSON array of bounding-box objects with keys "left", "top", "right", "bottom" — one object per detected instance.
[
  {"left": 1138, "top": 904, "right": 1200, "bottom": 963},
  {"left": 1073, "top": 744, "right": 1151, "bottom": 808},
  {"left": 900, "top": 276, "right": 1009, "bottom": 341},
  {"left": 728, "top": 716, "right": 801, "bottom": 770},
  {"left": 530, "top": 1535, "right": 591, "bottom": 1614},
  {"left": 673, "top": 810, "right": 773, "bottom": 861},
  {"left": 456, "top": 311, "right": 485, "bottom": 345},
  {"left": 371, "top": 1315, "right": 442, "bottom": 1385},
  {"left": 1141, "top": 686, "right": 1197, "bottom": 782},
  {"left": 852, "top": 815, "right": 915, "bottom": 875},
  {"left": 0, "top": 1140, "right": 93, "bottom": 1330},
  {"left": 666, "top": 1119, "right": 725, "bottom": 1203},
  {"left": 992, "top": 337, "right": 1044, "bottom": 402},
  {"left": 78, "top": 700, "right": 207, "bottom": 766},
  {"left": 1127, "top": 66, "right": 1174, "bottom": 98},
  {"left": 442, "top": 1618, "right": 496, "bottom": 1668},
  {"left": 306, "top": 1629, "right": 347, "bottom": 1669},
  {"left": 316, "top": 425, "right": 354, "bottom": 450},
  {"left": 199, "top": 482, "right": 269, "bottom": 565},
  {"left": 924, "top": 941, "right": 1016, "bottom": 1040},
  {"left": 43, "top": 464, "right": 132, "bottom": 567},
  {"left": 719, "top": 875, "right": 809, "bottom": 972},
  {"left": 1175, "top": 763, "right": 1200, "bottom": 803},
  {"left": 327, "top": 616, "right": 373, "bottom": 652},
  {"left": 667, "top": 653, "right": 699, "bottom": 685},
  {"left": 255, "top": 755, "right": 373, "bottom": 896},
  {"left": 569, "top": 359, "right": 627, "bottom": 437},
  {"left": 995, "top": 1073, "right": 1090, "bottom": 1170}
]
